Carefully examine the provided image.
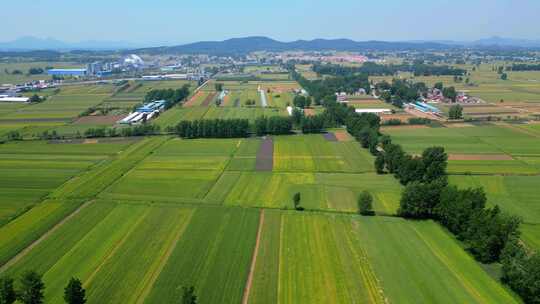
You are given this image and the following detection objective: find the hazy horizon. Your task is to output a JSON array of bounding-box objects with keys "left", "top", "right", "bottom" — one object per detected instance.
[{"left": 1, "top": 0, "right": 539, "bottom": 45}]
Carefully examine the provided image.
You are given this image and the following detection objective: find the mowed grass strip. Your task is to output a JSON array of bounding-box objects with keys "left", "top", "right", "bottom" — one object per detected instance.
[
  {"left": 144, "top": 207, "right": 259, "bottom": 304},
  {"left": 355, "top": 217, "right": 518, "bottom": 303},
  {"left": 86, "top": 206, "right": 193, "bottom": 303}
]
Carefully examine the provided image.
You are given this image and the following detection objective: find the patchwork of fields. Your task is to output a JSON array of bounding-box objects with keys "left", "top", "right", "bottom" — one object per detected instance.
[
  {"left": 0, "top": 73, "right": 533, "bottom": 303},
  {"left": 100, "top": 135, "right": 401, "bottom": 214},
  {"left": 0, "top": 131, "right": 523, "bottom": 303}
]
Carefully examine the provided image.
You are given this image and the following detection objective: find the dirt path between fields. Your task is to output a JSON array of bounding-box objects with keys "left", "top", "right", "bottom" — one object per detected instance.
[
  {"left": 448, "top": 154, "right": 513, "bottom": 161},
  {"left": 242, "top": 209, "right": 265, "bottom": 304},
  {"left": 201, "top": 92, "right": 217, "bottom": 107},
  {"left": 0, "top": 200, "right": 95, "bottom": 273}
]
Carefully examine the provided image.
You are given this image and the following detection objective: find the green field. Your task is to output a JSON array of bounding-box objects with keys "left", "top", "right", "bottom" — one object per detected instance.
[
  {"left": 0, "top": 139, "right": 135, "bottom": 225},
  {"left": 99, "top": 135, "right": 402, "bottom": 214},
  {"left": 248, "top": 211, "right": 518, "bottom": 304},
  {"left": 384, "top": 123, "right": 540, "bottom": 174}
]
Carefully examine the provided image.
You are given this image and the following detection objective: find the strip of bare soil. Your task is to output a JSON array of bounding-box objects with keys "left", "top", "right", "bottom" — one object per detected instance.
[
  {"left": 242, "top": 210, "right": 265, "bottom": 304},
  {"left": 448, "top": 154, "right": 513, "bottom": 161},
  {"left": 255, "top": 137, "right": 273, "bottom": 171}
]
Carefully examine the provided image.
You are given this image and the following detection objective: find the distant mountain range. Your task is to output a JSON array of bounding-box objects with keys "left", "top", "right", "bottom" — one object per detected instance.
[
  {"left": 0, "top": 36, "right": 149, "bottom": 51},
  {"left": 1, "top": 36, "right": 539, "bottom": 53}
]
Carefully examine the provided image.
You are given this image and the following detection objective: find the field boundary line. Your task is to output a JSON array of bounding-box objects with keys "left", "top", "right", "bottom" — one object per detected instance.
[
  {"left": 203, "top": 138, "right": 244, "bottom": 201},
  {"left": 84, "top": 207, "right": 152, "bottom": 288},
  {"left": 242, "top": 209, "right": 265, "bottom": 304},
  {"left": 0, "top": 199, "right": 95, "bottom": 273},
  {"left": 96, "top": 137, "right": 171, "bottom": 198},
  {"left": 501, "top": 123, "right": 540, "bottom": 139},
  {"left": 136, "top": 209, "right": 195, "bottom": 304}
]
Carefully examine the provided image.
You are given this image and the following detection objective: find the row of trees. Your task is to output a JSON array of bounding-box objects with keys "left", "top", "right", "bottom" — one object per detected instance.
[
  {"left": 300, "top": 115, "right": 325, "bottom": 134},
  {"left": 509, "top": 64, "right": 540, "bottom": 71},
  {"left": 83, "top": 124, "right": 161, "bottom": 138},
  {"left": 0, "top": 272, "right": 85, "bottom": 304},
  {"left": 174, "top": 119, "right": 250, "bottom": 138},
  {"left": 254, "top": 116, "right": 293, "bottom": 136},
  {"left": 371, "top": 135, "right": 537, "bottom": 299},
  {"left": 143, "top": 84, "right": 191, "bottom": 109}
]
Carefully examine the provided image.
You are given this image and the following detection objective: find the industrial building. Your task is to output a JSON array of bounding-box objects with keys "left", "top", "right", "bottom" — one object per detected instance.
[
  {"left": 0, "top": 96, "right": 29, "bottom": 102},
  {"left": 408, "top": 101, "right": 442, "bottom": 116},
  {"left": 355, "top": 108, "right": 392, "bottom": 115},
  {"left": 118, "top": 100, "right": 167, "bottom": 125},
  {"left": 47, "top": 69, "right": 87, "bottom": 77}
]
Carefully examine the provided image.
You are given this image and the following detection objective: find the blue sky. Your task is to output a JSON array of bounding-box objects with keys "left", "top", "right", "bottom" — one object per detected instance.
[{"left": 1, "top": 0, "right": 539, "bottom": 44}]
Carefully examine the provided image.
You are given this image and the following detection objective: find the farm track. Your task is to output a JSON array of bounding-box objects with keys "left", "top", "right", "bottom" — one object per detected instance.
[
  {"left": 201, "top": 92, "right": 218, "bottom": 107},
  {"left": 0, "top": 200, "right": 95, "bottom": 273},
  {"left": 242, "top": 209, "right": 265, "bottom": 304}
]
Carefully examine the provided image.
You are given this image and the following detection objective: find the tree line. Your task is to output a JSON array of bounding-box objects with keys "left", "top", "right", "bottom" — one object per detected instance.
[
  {"left": 143, "top": 84, "right": 191, "bottom": 109},
  {"left": 508, "top": 64, "right": 540, "bottom": 71},
  {"left": 313, "top": 62, "right": 466, "bottom": 77},
  {"left": 83, "top": 124, "right": 161, "bottom": 138},
  {"left": 173, "top": 119, "right": 250, "bottom": 138}
]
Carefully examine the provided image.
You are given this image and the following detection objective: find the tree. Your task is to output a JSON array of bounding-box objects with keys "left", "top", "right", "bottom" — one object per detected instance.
[
  {"left": 374, "top": 153, "right": 385, "bottom": 174},
  {"left": 448, "top": 104, "right": 463, "bottom": 120},
  {"left": 18, "top": 271, "right": 44, "bottom": 304},
  {"left": 358, "top": 191, "right": 375, "bottom": 216},
  {"left": 29, "top": 94, "right": 42, "bottom": 103},
  {"left": 293, "top": 192, "right": 303, "bottom": 211},
  {"left": 398, "top": 179, "right": 445, "bottom": 219},
  {"left": 292, "top": 108, "right": 303, "bottom": 125},
  {"left": 421, "top": 147, "right": 448, "bottom": 183},
  {"left": 63, "top": 278, "right": 86, "bottom": 304},
  {"left": 181, "top": 286, "right": 197, "bottom": 304},
  {"left": 501, "top": 73, "right": 508, "bottom": 80},
  {"left": 443, "top": 86, "right": 457, "bottom": 102},
  {"left": 434, "top": 82, "right": 444, "bottom": 90},
  {"left": 214, "top": 83, "right": 223, "bottom": 92},
  {"left": 0, "top": 277, "right": 16, "bottom": 304}
]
